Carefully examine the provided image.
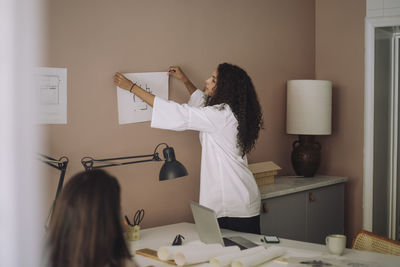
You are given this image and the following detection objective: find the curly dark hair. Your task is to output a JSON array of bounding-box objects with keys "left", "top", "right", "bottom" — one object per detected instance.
[{"left": 205, "top": 63, "right": 263, "bottom": 156}]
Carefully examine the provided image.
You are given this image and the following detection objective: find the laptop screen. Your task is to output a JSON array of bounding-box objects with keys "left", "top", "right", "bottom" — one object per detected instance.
[
  {"left": 190, "top": 201, "right": 259, "bottom": 250},
  {"left": 190, "top": 201, "right": 225, "bottom": 245}
]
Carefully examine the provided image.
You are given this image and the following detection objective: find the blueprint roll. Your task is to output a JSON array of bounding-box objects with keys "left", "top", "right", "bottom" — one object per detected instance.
[
  {"left": 158, "top": 245, "right": 186, "bottom": 261},
  {"left": 209, "top": 246, "right": 266, "bottom": 267},
  {"left": 174, "top": 244, "right": 240, "bottom": 266},
  {"left": 157, "top": 241, "right": 205, "bottom": 260},
  {"left": 231, "top": 246, "right": 286, "bottom": 267}
]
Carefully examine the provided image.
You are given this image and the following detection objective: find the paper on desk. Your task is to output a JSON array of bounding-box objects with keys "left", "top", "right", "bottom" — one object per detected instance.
[
  {"left": 282, "top": 247, "right": 322, "bottom": 258},
  {"left": 286, "top": 257, "right": 379, "bottom": 267},
  {"left": 157, "top": 242, "right": 209, "bottom": 260},
  {"left": 174, "top": 244, "right": 240, "bottom": 266},
  {"left": 210, "top": 246, "right": 266, "bottom": 267},
  {"left": 231, "top": 246, "right": 286, "bottom": 267}
]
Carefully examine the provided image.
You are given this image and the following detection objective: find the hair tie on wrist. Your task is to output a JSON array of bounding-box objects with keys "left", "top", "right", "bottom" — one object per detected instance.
[{"left": 129, "top": 83, "right": 136, "bottom": 93}]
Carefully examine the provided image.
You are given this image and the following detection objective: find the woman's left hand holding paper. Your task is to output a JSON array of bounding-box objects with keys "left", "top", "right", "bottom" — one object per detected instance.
[
  {"left": 114, "top": 72, "right": 133, "bottom": 91},
  {"left": 113, "top": 71, "right": 155, "bottom": 106}
]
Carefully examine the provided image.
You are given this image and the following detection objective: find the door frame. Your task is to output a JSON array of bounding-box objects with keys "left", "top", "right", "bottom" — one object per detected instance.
[{"left": 364, "top": 17, "right": 400, "bottom": 233}]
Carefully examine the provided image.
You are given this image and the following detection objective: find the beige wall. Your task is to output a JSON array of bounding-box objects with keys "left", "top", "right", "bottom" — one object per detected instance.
[
  {"left": 42, "top": 0, "right": 315, "bottom": 228},
  {"left": 43, "top": 0, "right": 369, "bottom": 245},
  {"left": 315, "top": 0, "right": 366, "bottom": 244},
  {"left": 43, "top": 0, "right": 368, "bottom": 243}
]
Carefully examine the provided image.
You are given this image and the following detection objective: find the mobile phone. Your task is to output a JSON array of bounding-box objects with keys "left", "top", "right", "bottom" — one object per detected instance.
[{"left": 263, "top": 235, "right": 280, "bottom": 243}]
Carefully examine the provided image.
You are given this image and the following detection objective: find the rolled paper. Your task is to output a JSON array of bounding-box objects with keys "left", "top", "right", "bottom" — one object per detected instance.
[
  {"left": 210, "top": 246, "right": 266, "bottom": 267},
  {"left": 157, "top": 241, "right": 205, "bottom": 260},
  {"left": 174, "top": 244, "right": 240, "bottom": 266},
  {"left": 158, "top": 246, "right": 185, "bottom": 260},
  {"left": 231, "top": 246, "right": 286, "bottom": 267}
]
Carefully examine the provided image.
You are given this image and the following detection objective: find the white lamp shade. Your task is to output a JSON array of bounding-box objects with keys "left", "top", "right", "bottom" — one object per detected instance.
[{"left": 286, "top": 80, "right": 332, "bottom": 135}]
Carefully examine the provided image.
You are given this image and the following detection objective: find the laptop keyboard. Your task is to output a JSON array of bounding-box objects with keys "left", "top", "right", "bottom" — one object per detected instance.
[{"left": 223, "top": 237, "right": 247, "bottom": 250}]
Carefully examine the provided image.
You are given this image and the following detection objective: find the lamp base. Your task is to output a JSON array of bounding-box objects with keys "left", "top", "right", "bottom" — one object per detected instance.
[{"left": 291, "top": 135, "right": 321, "bottom": 177}]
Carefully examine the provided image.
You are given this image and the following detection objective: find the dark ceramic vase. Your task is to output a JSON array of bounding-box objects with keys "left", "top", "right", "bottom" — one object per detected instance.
[{"left": 291, "top": 135, "right": 321, "bottom": 177}]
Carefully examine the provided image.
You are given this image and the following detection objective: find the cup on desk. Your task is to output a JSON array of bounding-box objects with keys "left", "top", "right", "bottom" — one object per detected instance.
[{"left": 325, "top": 234, "right": 346, "bottom": 255}]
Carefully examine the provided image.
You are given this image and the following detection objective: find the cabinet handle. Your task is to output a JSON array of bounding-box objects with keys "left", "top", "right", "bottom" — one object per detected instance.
[
  {"left": 263, "top": 203, "right": 269, "bottom": 213},
  {"left": 309, "top": 192, "right": 315, "bottom": 201}
]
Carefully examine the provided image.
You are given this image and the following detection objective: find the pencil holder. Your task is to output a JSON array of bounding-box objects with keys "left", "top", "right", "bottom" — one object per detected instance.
[{"left": 126, "top": 225, "right": 140, "bottom": 241}]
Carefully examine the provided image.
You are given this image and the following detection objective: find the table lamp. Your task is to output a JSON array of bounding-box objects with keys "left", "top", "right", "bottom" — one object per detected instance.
[
  {"left": 81, "top": 143, "right": 188, "bottom": 181},
  {"left": 286, "top": 80, "right": 332, "bottom": 177}
]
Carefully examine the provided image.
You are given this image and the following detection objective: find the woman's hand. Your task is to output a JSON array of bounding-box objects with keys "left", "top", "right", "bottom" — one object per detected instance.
[
  {"left": 114, "top": 72, "right": 133, "bottom": 91},
  {"left": 168, "top": 66, "right": 197, "bottom": 95},
  {"left": 114, "top": 72, "right": 155, "bottom": 106},
  {"left": 168, "top": 66, "right": 187, "bottom": 82}
]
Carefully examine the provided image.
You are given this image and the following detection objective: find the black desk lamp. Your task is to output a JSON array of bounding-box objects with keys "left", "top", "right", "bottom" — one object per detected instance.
[
  {"left": 38, "top": 154, "right": 69, "bottom": 227},
  {"left": 81, "top": 143, "right": 188, "bottom": 181}
]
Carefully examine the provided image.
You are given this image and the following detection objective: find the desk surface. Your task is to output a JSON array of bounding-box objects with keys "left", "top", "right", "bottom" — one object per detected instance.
[{"left": 129, "top": 222, "right": 399, "bottom": 267}]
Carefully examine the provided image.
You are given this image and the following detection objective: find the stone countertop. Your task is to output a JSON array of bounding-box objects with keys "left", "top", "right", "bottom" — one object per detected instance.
[{"left": 259, "top": 175, "right": 348, "bottom": 199}]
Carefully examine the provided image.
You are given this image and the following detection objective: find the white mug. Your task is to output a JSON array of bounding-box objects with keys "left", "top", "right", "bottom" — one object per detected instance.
[{"left": 325, "top": 234, "right": 346, "bottom": 255}]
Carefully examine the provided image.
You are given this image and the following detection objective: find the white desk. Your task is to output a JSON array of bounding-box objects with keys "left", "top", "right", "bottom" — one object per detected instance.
[{"left": 129, "top": 222, "right": 400, "bottom": 267}]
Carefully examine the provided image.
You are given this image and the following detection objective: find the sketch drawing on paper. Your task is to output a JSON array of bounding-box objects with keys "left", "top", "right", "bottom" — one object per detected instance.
[
  {"left": 132, "top": 83, "right": 152, "bottom": 111},
  {"left": 117, "top": 72, "right": 168, "bottom": 124},
  {"left": 39, "top": 74, "right": 61, "bottom": 105},
  {"left": 36, "top": 67, "right": 67, "bottom": 124}
]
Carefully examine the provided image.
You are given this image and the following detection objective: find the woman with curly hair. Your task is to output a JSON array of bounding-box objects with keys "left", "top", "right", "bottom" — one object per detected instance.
[{"left": 114, "top": 63, "right": 263, "bottom": 234}]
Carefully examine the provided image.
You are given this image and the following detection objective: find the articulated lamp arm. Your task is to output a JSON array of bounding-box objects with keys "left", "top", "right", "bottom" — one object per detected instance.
[{"left": 80, "top": 143, "right": 188, "bottom": 181}]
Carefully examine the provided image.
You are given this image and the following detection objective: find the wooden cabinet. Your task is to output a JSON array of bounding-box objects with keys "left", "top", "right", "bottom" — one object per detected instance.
[{"left": 260, "top": 178, "right": 345, "bottom": 244}]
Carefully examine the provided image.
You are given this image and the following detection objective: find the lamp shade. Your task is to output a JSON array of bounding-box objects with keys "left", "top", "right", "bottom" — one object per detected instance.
[
  {"left": 286, "top": 80, "right": 332, "bottom": 135},
  {"left": 159, "top": 146, "right": 188, "bottom": 181}
]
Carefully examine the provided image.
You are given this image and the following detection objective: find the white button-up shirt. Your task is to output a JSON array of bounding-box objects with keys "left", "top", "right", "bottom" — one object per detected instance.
[{"left": 151, "top": 89, "right": 260, "bottom": 218}]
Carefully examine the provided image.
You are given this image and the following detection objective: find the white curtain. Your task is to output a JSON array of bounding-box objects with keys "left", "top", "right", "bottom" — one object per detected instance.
[{"left": 0, "top": 0, "right": 44, "bottom": 266}]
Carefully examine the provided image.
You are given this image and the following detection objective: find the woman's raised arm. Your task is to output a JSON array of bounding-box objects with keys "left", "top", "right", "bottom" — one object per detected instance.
[
  {"left": 113, "top": 72, "right": 155, "bottom": 107},
  {"left": 168, "top": 66, "right": 197, "bottom": 95}
]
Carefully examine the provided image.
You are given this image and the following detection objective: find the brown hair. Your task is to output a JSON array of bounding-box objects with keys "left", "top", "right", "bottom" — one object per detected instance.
[
  {"left": 47, "top": 170, "right": 131, "bottom": 267},
  {"left": 206, "top": 63, "right": 263, "bottom": 156}
]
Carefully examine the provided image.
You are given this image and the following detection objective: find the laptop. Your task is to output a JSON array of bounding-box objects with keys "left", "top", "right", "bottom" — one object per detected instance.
[{"left": 190, "top": 201, "right": 258, "bottom": 250}]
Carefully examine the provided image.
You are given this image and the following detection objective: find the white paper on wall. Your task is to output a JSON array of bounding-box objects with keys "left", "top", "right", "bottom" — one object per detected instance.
[
  {"left": 36, "top": 67, "right": 67, "bottom": 124},
  {"left": 117, "top": 72, "right": 168, "bottom": 124}
]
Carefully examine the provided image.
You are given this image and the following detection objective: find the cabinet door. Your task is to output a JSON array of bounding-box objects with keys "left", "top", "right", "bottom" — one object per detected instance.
[
  {"left": 260, "top": 191, "right": 307, "bottom": 241},
  {"left": 307, "top": 183, "right": 344, "bottom": 244}
]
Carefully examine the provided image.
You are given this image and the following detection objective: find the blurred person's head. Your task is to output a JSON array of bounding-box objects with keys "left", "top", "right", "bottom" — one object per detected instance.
[{"left": 47, "top": 169, "right": 131, "bottom": 267}]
